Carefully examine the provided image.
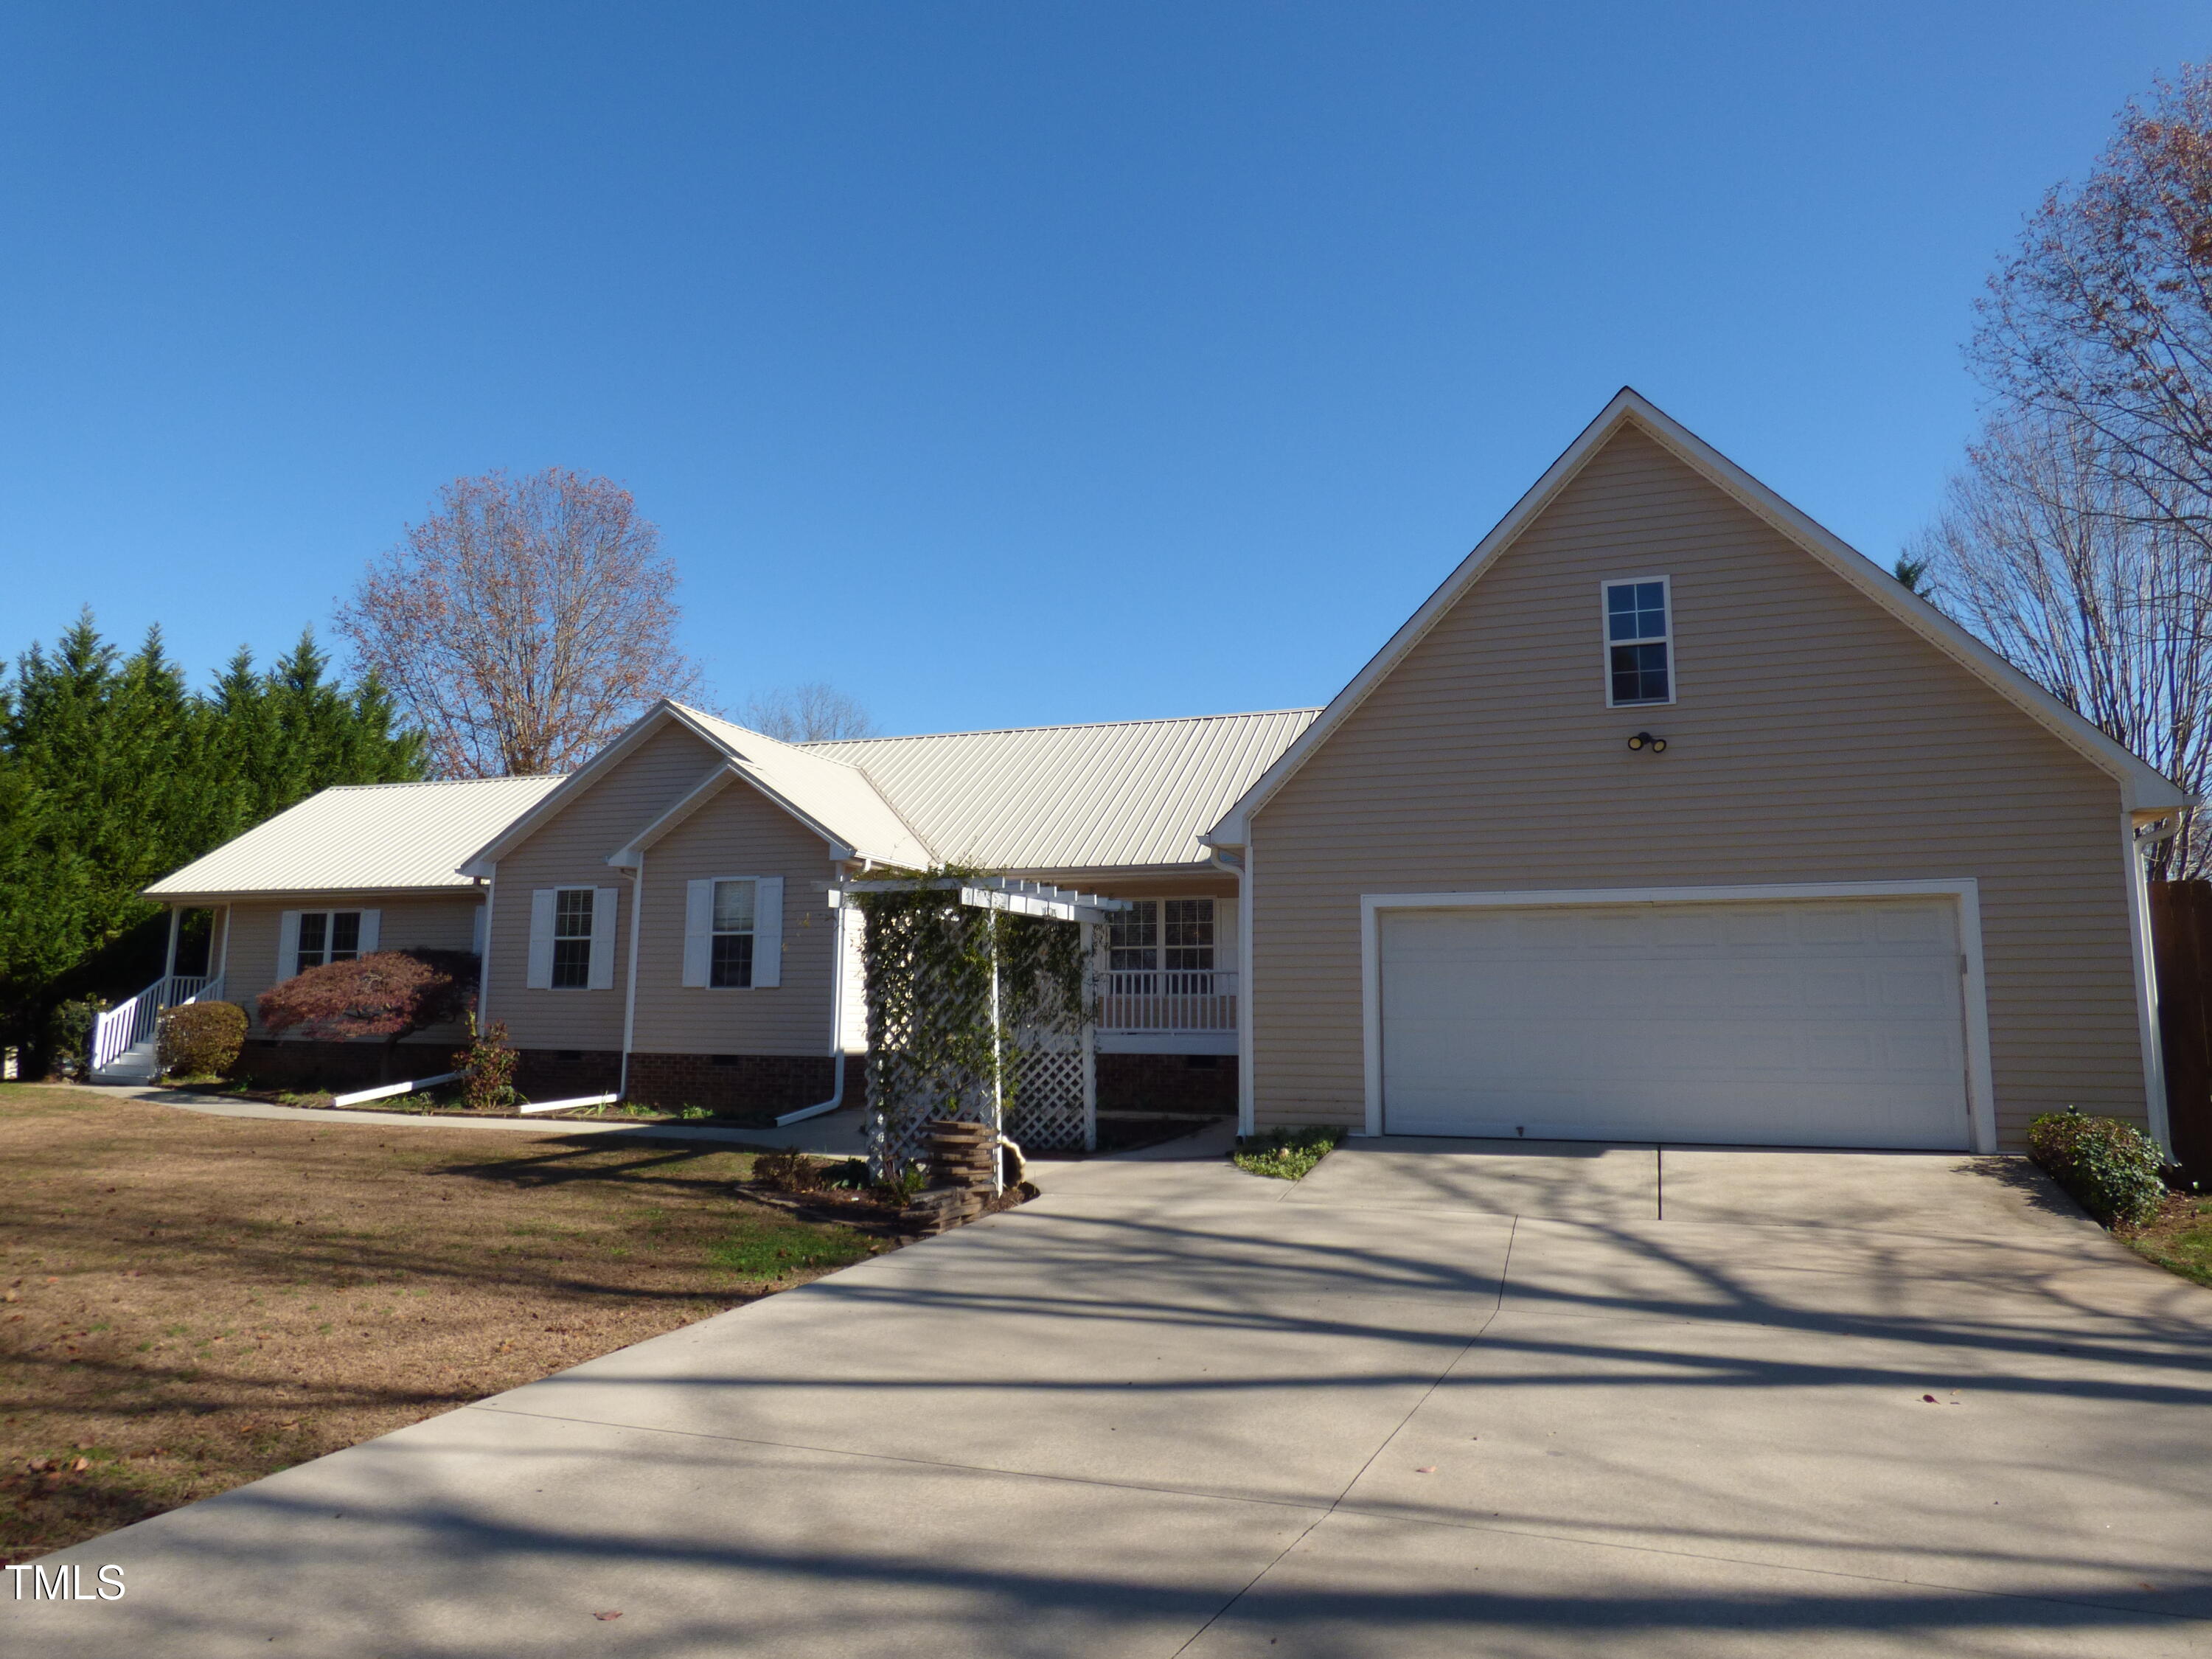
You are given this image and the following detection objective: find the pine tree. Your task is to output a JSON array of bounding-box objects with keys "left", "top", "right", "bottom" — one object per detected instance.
[
  {"left": 204, "top": 630, "right": 423, "bottom": 835},
  {"left": 0, "top": 613, "right": 426, "bottom": 1066}
]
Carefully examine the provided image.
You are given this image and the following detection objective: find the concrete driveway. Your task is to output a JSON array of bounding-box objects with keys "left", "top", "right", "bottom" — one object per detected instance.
[{"left": 13, "top": 1135, "right": 2212, "bottom": 1657}]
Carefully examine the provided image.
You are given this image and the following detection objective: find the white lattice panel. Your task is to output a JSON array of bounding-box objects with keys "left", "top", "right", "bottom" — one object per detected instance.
[{"left": 1008, "top": 1029, "right": 1093, "bottom": 1153}]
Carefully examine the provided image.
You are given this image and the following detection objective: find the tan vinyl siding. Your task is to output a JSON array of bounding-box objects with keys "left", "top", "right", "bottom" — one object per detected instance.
[
  {"left": 1069, "top": 874, "right": 1239, "bottom": 902},
  {"left": 487, "top": 723, "right": 723, "bottom": 1051},
  {"left": 630, "top": 779, "right": 839, "bottom": 1057},
  {"left": 225, "top": 894, "right": 484, "bottom": 1046},
  {"left": 1250, "top": 425, "right": 2143, "bottom": 1149}
]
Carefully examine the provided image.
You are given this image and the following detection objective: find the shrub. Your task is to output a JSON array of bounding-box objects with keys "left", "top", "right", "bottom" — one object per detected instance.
[
  {"left": 157, "top": 1001, "right": 247, "bottom": 1078},
  {"left": 260, "top": 950, "right": 478, "bottom": 1082},
  {"left": 45, "top": 998, "right": 107, "bottom": 1079},
  {"left": 1233, "top": 1125, "right": 1345, "bottom": 1181},
  {"left": 452, "top": 1018, "right": 519, "bottom": 1111},
  {"left": 2028, "top": 1107, "right": 2167, "bottom": 1227},
  {"left": 260, "top": 950, "right": 477, "bottom": 1043},
  {"left": 754, "top": 1149, "right": 826, "bottom": 1193}
]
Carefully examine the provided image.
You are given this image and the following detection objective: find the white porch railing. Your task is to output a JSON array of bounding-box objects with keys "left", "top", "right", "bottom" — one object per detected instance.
[
  {"left": 1099, "top": 969, "right": 1238, "bottom": 1032},
  {"left": 89, "top": 974, "right": 223, "bottom": 1075}
]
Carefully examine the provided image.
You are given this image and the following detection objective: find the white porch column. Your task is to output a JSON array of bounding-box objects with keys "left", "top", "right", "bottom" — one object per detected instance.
[{"left": 161, "top": 906, "right": 181, "bottom": 995}]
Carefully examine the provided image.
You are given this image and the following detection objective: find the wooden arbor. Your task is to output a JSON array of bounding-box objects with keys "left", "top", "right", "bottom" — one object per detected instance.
[{"left": 829, "top": 877, "right": 1128, "bottom": 1177}]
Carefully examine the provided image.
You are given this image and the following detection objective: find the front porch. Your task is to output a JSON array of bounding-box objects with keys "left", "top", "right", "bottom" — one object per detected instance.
[{"left": 1097, "top": 968, "right": 1238, "bottom": 1052}]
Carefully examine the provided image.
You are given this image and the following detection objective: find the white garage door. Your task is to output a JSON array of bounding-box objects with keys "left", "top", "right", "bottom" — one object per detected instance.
[{"left": 1379, "top": 897, "right": 1972, "bottom": 1149}]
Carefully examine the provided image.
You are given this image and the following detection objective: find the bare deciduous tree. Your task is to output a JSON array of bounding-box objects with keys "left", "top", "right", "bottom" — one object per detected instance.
[
  {"left": 1916, "top": 414, "right": 2212, "bottom": 874},
  {"left": 337, "top": 469, "right": 703, "bottom": 776},
  {"left": 1971, "top": 63, "right": 2212, "bottom": 557},
  {"left": 739, "top": 682, "right": 877, "bottom": 742}
]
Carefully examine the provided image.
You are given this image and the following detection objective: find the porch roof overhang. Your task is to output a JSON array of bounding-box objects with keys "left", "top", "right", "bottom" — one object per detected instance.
[{"left": 827, "top": 875, "right": 1133, "bottom": 925}]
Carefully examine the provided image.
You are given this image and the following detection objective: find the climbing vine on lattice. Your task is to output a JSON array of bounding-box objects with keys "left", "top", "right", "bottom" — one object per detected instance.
[{"left": 852, "top": 871, "right": 1092, "bottom": 1175}]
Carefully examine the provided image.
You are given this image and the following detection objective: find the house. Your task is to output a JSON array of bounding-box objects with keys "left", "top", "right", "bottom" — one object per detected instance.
[
  {"left": 134, "top": 390, "right": 2188, "bottom": 1155},
  {"left": 140, "top": 700, "right": 1307, "bottom": 1113},
  {"left": 123, "top": 776, "right": 564, "bottom": 1083}
]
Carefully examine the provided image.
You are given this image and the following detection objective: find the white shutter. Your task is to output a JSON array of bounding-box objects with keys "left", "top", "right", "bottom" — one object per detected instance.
[
  {"left": 589, "top": 887, "right": 619, "bottom": 990},
  {"left": 276, "top": 911, "right": 302, "bottom": 981},
  {"left": 683, "top": 879, "right": 714, "bottom": 988},
  {"left": 526, "top": 890, "right": 556, "bottom": 990},
  {"left": 1214, "top": 896, "right": 1239, "bottom": 970},
  {"left": 752, "top": 877, "right": 784, "bottom": 988},
  {"left": 356, "top": 910, "right": 381, "bottom": 954}
]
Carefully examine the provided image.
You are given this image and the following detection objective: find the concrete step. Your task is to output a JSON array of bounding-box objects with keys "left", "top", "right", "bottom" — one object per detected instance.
[{"left": 93, "top": 1037, "right": 160, "bottom": 1085}]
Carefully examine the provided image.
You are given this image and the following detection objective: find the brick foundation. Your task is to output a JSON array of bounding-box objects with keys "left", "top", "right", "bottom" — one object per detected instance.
[
  {"left": 1096, "top": 1052, "right": 1238, "bottom": 1115},
  {"left": 512, "top": 1048, "right": 625, "bottom": 1101},
  {"left": 237, "top": 1039, "right": 447, "bottom": 1092},
  {"left": 622, "top": 1052, "right": 866, "bottom": 1116},
  {"left": 234, "top": 1041, "right": 1214, "bottom": 1118}
]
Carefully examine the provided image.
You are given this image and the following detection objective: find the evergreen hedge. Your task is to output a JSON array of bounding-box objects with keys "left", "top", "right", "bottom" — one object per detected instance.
[
  {"left": 0, "top": 612, "right": 422, "bottom": 1068},
  {"left": 2028, "top": 1107, "right": 2168, "bottom": 1227}
]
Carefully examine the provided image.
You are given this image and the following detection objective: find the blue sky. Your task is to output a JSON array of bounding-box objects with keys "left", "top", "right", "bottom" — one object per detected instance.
[{"left": 2, "top": 3, "right": 2204, "bottom": 737}]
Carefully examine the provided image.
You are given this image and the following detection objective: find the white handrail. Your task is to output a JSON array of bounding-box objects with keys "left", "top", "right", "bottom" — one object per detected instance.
[
  {"left": 1099, "top": 969, "right": 1239, "bottom": 1032},
  {"left": 89, "top": 986, "right": 158, "bottom": 1073},
  {"left": 88, "top": 973, "right": 229, "bottom": 1075}
]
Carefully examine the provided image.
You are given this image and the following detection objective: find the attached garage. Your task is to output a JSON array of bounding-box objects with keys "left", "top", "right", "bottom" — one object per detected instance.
[
  {"left": 1368, "top": 887, "right": 1986, "bottom": 1150},
  {"left": 1210, "top": 393, "right": 2187, "bottom": 1154}
]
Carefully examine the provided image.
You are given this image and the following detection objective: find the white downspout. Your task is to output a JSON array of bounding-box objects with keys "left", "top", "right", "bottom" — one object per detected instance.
[
  {"left": 774, "top": 886, "right": 849, "bottom": 1126},
  {"left": 2124, "top": 814, "right": 2174, "bottom": 1158},
  {"left": 478, "top": 874, "right": 497, "bottom": 1026},
  {"left": 1208, "top": 843, "right": 1253, "bottom": 1139},
  {"left": 618, "top": 855, "right": 644, "bottom": 1102}
]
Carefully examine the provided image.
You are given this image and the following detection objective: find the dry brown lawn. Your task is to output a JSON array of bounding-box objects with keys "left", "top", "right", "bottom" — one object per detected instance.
[{"left": 0, "top": 1085, "right": 891, "bottom": 1562}]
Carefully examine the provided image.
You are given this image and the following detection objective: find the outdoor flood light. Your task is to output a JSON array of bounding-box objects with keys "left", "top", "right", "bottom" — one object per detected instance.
[{"left": 1627, "top": 731, "right": 1666, "bottom": 753}]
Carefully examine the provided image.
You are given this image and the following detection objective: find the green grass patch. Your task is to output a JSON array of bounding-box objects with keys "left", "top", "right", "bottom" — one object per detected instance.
[
  {"left": 2127, "top": 1195, "right": 2212, "bottom": 1289},
  {"left": 706, "top": 1218, "right": 874, "bottom": 1281},
  {"left": 1232, "top": 1126, "right": 1345, "bottom": 1181}
]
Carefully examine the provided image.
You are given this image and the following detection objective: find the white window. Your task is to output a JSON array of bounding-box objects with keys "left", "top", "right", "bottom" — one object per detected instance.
[
  {"left": 526, "top": 886, "right": 619, "bottom": 991},
  {"left": 681, "top": 876, "right": 785, "bottom": 989},
  {"left": 710, "top": 879, "right": 756, "bottom": 989},
  {"left": 1110, "top": 898, "right": 1216, "bottom": 990},
  {"left": 550, "top": 888, "right": 595, "bottom": 989},
  {"left": 1603, "top": 577, "right": 1673, "bottom": 706},
  {"left": 278, "top": 908, "right": 380, "bottom": 980}
]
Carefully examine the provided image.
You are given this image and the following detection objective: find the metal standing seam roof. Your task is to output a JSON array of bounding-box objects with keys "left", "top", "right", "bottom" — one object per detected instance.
[
  {"left": 670, "top": 706, "right": 936, "bottom": 868},
  {"left": 804, "top": 708, "right": 1321, "bottom": 872},
  {"left": 145, "top": 775, "right": 568, "bottom": 899}
]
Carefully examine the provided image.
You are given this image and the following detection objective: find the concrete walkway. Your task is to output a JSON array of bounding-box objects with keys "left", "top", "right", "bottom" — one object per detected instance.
[
  {"left": 13, "top": 1134, "right": 2212, "bottom": 1656},
  {"left": 85, "top": 1083, "right": 872, "bottom": 1152}
]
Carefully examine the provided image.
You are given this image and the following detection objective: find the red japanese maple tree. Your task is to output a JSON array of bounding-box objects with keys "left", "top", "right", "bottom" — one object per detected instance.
[{"left": 257, "top": 950, "right": 479, "bottom": 1078}]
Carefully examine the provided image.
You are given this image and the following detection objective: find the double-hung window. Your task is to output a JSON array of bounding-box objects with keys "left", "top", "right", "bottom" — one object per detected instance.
[
  {"left": 1108, "top": 901, "right": 1158, "bottom": 979},
  {"left": 294, "top": 911, "right": 363, "bottom": 978},
  {"left": 1109, "top": 899, "right": 1216, "bottom": 991},
  {"left": 1604, "top": 577, "right": 1673, "bottom": 706},
  {"left": 681, "top": 875, "right": 784, "bottom": 990},
  {"left": 710, "top": 879, "right": 756, "bottom": 989},
  {"left": 1163, "top": 899, "right": 1215, "bottom": 990},
  {"left": 550, "top": 888, "right": 596, "bottom": 990}
]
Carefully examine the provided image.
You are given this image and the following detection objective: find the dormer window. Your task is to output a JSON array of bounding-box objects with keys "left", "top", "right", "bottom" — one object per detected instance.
[{"left": 1604, "top": 578, "right": 1673, "bottom": 706}]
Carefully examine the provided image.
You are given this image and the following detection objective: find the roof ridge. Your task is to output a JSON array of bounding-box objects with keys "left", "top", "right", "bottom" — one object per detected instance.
[
  {"left": 669, "top": 701, "right": 880, "bottom": 777},
  {"left": 666, "top": 700, "right": 939, "bottom": 863},
  {"left": 324, "top": 775, "right": 567, "bottom": 792},
  {"left": 804, "top": 706, "right": 1324, "bottom": 748}
]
